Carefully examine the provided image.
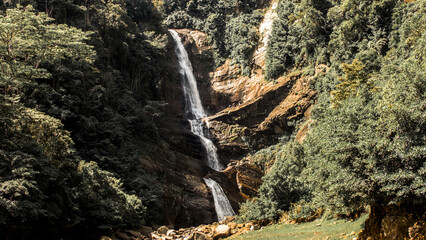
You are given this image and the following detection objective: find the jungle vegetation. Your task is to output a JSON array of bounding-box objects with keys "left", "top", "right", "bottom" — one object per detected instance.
[{"left": 1, "top": 0, "right": 168, "bottom": 238}]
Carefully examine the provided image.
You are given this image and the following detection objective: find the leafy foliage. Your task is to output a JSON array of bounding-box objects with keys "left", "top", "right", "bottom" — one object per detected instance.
[
  {"left": 0, "top": 5, "right": 95, "bottom": 90},
  {"left": 0, "top": 0, "right": 168, "bottom": 236},
  {"left": 224, "top": 12, "right": 263, "bottom": 75},
  {"left": 266, "top": 0, "right": 330, "bottom": 79},
  {"left": 239, "top": 0, "right": 425, "bottom": 222},
  {"left": 330, "top": 59, "right": 373, "bottom": 108},
  {"left": 238, "top": 142, "right": 308, "bottom": 221},
  {"left": 0, "top": 91, "right": 146, "bottom": 232}
]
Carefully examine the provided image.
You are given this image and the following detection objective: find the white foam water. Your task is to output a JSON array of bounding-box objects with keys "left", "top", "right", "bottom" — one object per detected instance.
[
  {"left": 204, "top": 178, "right": 236, "bottom": 222},
  {"left": 169, "top": 30, "right": 224, "bottom": 171}
]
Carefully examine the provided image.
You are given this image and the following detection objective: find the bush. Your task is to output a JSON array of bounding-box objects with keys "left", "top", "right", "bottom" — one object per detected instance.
[{"left": 238, "top": 142, "right": 308, "bottom": 221}]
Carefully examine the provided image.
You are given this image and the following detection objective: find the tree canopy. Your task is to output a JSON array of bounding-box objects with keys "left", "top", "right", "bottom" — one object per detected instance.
[{"left": 0, "top": 5, "right": 95, "bottom": 91}]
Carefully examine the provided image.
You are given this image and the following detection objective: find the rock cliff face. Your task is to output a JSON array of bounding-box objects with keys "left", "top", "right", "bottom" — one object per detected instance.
[
  {"left": 160, "top": 4, "right": 319, "bottom": 228},
  {"left": 135, "top": 31, "right": 217, "bottom": 228},
  {"left": 153, "top": 2, "right": 319, "bottom": 227}
]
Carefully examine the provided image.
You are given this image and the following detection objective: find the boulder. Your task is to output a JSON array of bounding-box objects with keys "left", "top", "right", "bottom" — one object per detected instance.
[
  {"left": 408, "top": 221, "right": 426, "bottom": 239},
  {"left": 227, "top": 222, "right": 237, "bottom": 230},
  {"left": 150, "top": 233, "right": 162, "bottom": 240},
  {"left": 157, "top": 226, "right": 169, "bottom": 235},
  {"left": 166, "top": 229, "right": 175, "bottom": 237},
  {"left": 250, "top": 224, "right": 261, "bottom": 231},
  {"left": 213, "top": 225, "right": 231, "bottom": 239}
]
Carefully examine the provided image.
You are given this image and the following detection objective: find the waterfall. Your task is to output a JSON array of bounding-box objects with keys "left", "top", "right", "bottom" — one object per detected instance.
[
  {"left": 169, "top": 30, "right": 235, "bottom": 222},
  {"left": 169, "top": 30, "right": 224, "bottom": 171},
  {"left": 204, "top": 178, "right": 236, "bottom": 222}
]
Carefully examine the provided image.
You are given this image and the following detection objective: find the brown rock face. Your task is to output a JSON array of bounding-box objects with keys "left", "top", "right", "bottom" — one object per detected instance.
[
  {"left": 138, "top": 31, "right": 217, "bottom": 228},
  {"left": 208, "top": 71, "right": 318, "bottom": 160},
  {"left": 173, "top": 29, "right": 219, "bottom": 113},
  {"left": 235, "top": 161, "right": 263, "bottom": 198}
]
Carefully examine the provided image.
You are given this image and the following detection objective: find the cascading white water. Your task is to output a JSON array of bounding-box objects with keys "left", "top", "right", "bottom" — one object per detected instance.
[
  {"left": 170, "top": 30, "right": 235, "bottom": 222},
  {"left": 204, "top": 178, "right": 236, "bottom": 222},
  {"left": 169, "top": 30, "right": 224, "bottom": 171}
]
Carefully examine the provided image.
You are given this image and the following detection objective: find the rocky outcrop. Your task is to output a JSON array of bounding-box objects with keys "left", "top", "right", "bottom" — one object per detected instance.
[
  {"left": 212, "top": 225, "right": 231, "bottom": 239},
  {"left": 173, "top": 2, "right": 321, "bottom": 161},
  {"left": 173, "top": 29, "right": 218, "bottom": 113},
  {"left": 135, "top": 31, "right": 216, "bottom": 228},
  {"left": 209, "top": 1, "right": 279, "bottom": 109},
  {"left": 207, "top": 69, "right": 319, "bottom": 159},
  {"left": 204, "top": 160, "right": 263, "bottom": 210}
]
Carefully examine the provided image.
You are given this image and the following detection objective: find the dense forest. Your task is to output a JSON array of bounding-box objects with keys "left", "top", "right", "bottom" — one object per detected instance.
[
  {"left": 1, "top": 0, "right": 171, "bottom": 238},
  {"left": 0, "top": 0, "right": 425, "bottom": 239}
]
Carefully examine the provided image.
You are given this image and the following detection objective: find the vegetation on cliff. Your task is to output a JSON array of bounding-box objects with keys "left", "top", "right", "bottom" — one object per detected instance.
[{"left": 238, "top": 0, "right": 425, "bottom": 229}]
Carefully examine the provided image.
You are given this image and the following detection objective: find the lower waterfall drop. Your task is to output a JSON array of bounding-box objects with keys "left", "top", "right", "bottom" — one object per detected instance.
[
  {"left": 169, "top": 29, "right": 235, "bottom": 221},
  {"left": 204, "top": 178, "right": 236, "bottom": 222}
]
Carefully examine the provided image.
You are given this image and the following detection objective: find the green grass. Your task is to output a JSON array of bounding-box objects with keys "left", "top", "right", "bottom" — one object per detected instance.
[{"left": 228, "top": 214, "right": 368, "bottom": 240}]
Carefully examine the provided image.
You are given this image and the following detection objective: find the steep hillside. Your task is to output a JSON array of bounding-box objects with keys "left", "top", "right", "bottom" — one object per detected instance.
[{"left": 0, "top": 0, "right": 223, "bottom": 238}]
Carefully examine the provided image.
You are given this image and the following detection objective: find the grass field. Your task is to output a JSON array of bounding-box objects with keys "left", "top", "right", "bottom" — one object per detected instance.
[{"left": 228, "top": 214, "right": 368, "bottom": 240}]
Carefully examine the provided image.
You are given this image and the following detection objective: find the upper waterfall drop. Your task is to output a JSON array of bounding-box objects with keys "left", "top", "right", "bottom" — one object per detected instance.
[{"left": 169, "top": 30, "right": 224, "bottom": 171}]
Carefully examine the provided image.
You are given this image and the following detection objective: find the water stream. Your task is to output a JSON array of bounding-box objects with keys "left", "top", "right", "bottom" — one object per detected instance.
[
  {"left": 169, "top": 30, "right": 235, "bottom": 222},
  {"left": 169, "top": 29, "right": 223, "bottom": 171},
  {"left": 204, "top": 178, "right": 236, "bottom": 222}
]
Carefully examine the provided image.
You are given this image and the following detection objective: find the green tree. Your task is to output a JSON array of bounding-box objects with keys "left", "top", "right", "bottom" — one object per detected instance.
[
  {"left": 0, "top": 96, "right": 79, "bottom": 229},
  {"left": 224, "top": 11, "right": 263, "bottom": 76},
  {"left": 0, "top": 5, "right": 95, "bottom": 91},
  {"left": 302, "top": 1, "right": 425, "bottom": 214},
  {"left": 330, "top": 59, "right": 373, "bottom": 108},
  {"left": 0, "top": 4, "right": 149, "bottom": 234},
  {"left": 327, "top": 0, "right": 397, "bottom": 63},
  {"left": 239, "top": 0, "right": 424, "bottom": 224},
  {"left": 238, "top": 142, "right": 307, "bottom": 221}
]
